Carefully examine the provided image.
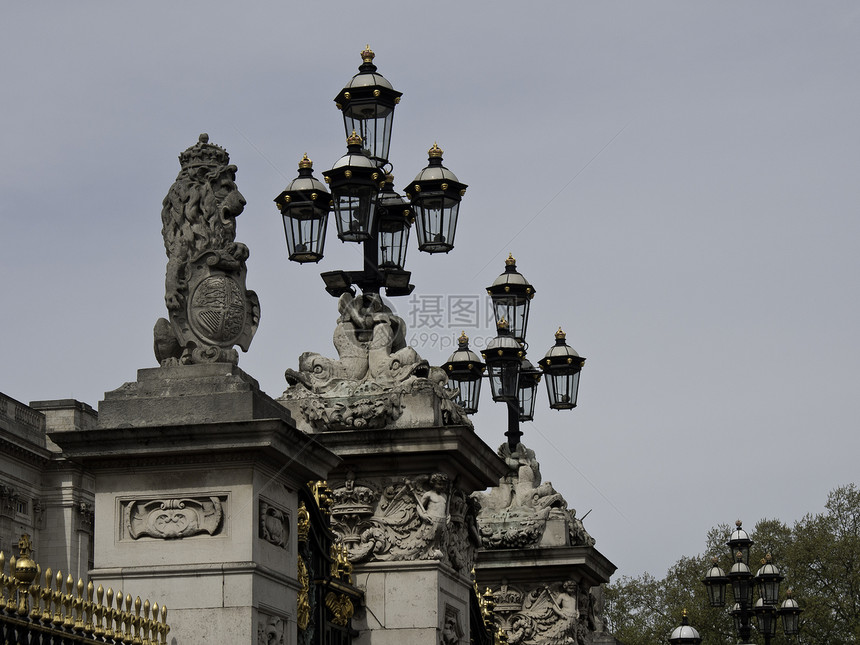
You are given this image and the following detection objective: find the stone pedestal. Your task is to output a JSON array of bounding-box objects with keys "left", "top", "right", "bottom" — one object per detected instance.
[
  {"left": 50, "top": 364, "right": 339, "bottom": 645},
  {"left": 313, "top": 425, "right": 506, "bottom": 645}
]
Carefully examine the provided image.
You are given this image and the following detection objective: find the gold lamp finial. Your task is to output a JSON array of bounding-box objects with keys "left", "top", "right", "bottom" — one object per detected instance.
[
  {"left": 458, "top": 331, "right": 469, "bottom": 346},
  {"left": 347, "top": 130, "right": 363, "bottom": 146},
  {"left": 505, "top": 253, "right": 516, "bottom": 266},
  {"left": 498, "top": 318, "right": 509, "bottom": 331},
  {"left": 428, "top": 142, "right": 443, "bottom": 158},
  {"left": 361, "top": 45, "right": 375, "bottom": 63},
  {"left": 299, "top": 153, "right": 312, "bottom": 169},
  {"left": 555, "top": 327, "right": 566, "bottom": 341}
]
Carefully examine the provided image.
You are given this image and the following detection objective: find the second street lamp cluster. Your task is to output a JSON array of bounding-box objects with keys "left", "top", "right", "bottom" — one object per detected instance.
[
  {"left": 702, "top": 521, "right": 802, "bottom": 644},
  {"left": 443, "top": 255, "right": 586, "bottom": 449},
  {"left": 274, "top": 47, "right": 467, "bottom": 298}
]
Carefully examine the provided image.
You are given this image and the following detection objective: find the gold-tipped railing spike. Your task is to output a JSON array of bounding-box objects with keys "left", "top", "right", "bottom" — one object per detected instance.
[
  {"left": 40, "top": 567, "right": 53, "bottom": 622},
  {"left": 73, "top": 578, "right": 84, "bottom": 630},
  {"left": 63, "top": 574, "right": 74, "bottom": 627},
  {"left": 85, "top": 580, "right": 95, "bottom": 634},
  {"left": 94, "top": 584, "right": 106, "bottom": 637},
  {"left": 160, "top": 605, "right": 170, "bottom": 645},
  {"left": 52, "top": 571, "right": 63, "bottom": 625},
  {"left": 105, "top": 587, "right": 115, "bottom": 638}
]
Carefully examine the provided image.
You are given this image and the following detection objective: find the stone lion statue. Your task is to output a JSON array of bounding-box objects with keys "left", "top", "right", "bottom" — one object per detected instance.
[{"left": 154, "top": 134, "right": 259, "bottom": 366}]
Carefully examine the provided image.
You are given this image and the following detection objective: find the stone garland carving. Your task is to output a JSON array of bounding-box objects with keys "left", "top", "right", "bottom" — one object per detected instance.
[
  {"left": 280, "top": 292, "right": 469, "bottom": 430},
  {"left": 123, "top": 496, "right": 224, "bottom": 540},
  {"left": 329, "top": 474, "right": 481, "bottom": 572},
  {"left": 473, "top": 443, "right": 595, "bottom": 550},
  {"left": 257, "top": 613, "right": 287, "bottom": 645},
  {"left": 491, "top": 580, "right": 594, "bottom": 645},
  {"left": 154, "top": 133, "right": 259, "bottom": 367},
  {"left": 259, "top": 500, "right": 290, "bottom": 549}
]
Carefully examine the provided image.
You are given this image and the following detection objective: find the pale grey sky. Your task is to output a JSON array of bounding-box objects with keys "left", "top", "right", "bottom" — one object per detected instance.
[{"left": 2, "top": 2, "right": 859, "bottom": 581}]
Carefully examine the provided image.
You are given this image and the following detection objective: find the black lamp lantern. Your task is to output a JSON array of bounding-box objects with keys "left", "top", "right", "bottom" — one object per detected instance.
[
  {"left": 334, "top": 46, "right": 402, "bottom": 168},
  {"left": 407, "top": 143, "right": 467, "bottom": 253},
  {"left": 778, "top": 591, "right": 802, "bottom": 635},
  {"left": 702, "top": 558, "right": 729, "bottom": 607},
  {"left": 728, "top": 521, "right": 753, "bottom": 566},
  {"left": 538, "top": 328, "right": 585, "bottom": 410},
  {"left": 729, "top": 552, "right": 755, "bottom": 607},
  {"left": 487, "top": 254, "right": 535, "bottom": 343},
  {"left": 275, "top": 154, "right": 332, "bottom": 263},
  {"left": 323, "top": 131, "right": 384, "bottom": 242},
  {"left": 667, "top": 612, "right": 702, "bottom": 645},
  {"left": 517, "top": 357, "right": 542, "bottom": 422},
  {"left": 482, "top": 320, "right": 523, "bottom": 402},
  {"left": 377, "top": 175, "right": 413, "bottom": 271},
  {"left": 443, "top": 332, "right": 485, "bottom": 414},
  {"left": 755, "top": 554, "right": 784, "bottom": 605},
  {"left": 754, "top": 599, "right": 778, "bottom": 638}
]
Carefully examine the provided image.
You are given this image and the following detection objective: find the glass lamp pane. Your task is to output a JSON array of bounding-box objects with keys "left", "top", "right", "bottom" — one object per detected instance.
[
  {"left": 333, "top": 187, "right": 377, "bottom": 242},
  {"left": 415, "top": 197, "right": 459, "bottom": 253},
  {"left": 518, "top": 384, "right": 536, "bottom": 421}
]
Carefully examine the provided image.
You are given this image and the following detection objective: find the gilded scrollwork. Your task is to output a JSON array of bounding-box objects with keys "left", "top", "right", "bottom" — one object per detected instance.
[
  {"left": 324, "top": 591, "right": 354, "bottom": 627},
  {"left": 123, "top": 496, "right": 224, "bottom": 540},
  {"left": 297, "top": 556, "right": 310, "bottom": 631}
]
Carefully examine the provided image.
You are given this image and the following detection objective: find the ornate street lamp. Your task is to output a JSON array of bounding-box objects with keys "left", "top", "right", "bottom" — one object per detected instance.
[
  {"left": 278, "top": 48, "right": 466, "bottom": 299},
  {"left": 442, "top": 332, "right": 485, "bottom": 414},
  {"left": 275, "top": 154, "right": 331, "bottom": 263},
  {"left": 334, "top": 45, "right": 402, "bottom": 168},
  {"left": 701, "top": 521, "right": 802, "bottom": 644},
  {"left": 443, "top": 256, "right": 585, "bottom": 450},
  {"left": 538, "top": 328, "right": 586, "bottom": 410},
  {"left": 486, "top": 254, "right": 534, "bottom": 343},
  {"left": 667, "top": 611, "right": 702, "bottom": 645},
  {"left": 407, "top": 143, "right": 467, "bottom": 254}
]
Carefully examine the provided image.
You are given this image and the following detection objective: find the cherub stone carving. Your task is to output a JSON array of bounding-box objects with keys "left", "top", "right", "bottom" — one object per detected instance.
[{"left": 154, "top": 134, "right": 259, "bottom": 366}]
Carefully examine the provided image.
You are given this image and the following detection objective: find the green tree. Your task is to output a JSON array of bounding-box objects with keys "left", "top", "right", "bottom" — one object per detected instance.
[{"left": 605, "top": 484, "right": 860, "bottom": 644}]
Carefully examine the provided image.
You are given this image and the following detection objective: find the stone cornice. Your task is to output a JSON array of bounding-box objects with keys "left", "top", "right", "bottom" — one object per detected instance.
[
  {"left": 315, "top": 424, "right": 506, "bottom": 491},
  {"left": 49, "top": 418, "right": 340, "bottom": 484},
  {"left": 475, "top": 545, "right": 617, "bottom": 587}
]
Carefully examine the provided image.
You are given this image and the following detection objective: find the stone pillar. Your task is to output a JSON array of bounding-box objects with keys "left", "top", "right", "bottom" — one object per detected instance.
[
  {"left": 473, "top": 442, "right": 618, "bottom": 645},
  {"left": 313, "top": 425, "right": 506, "bottom": 645},
  {"left": 50, "top": 364, "right": 340, "bottom": 645}
]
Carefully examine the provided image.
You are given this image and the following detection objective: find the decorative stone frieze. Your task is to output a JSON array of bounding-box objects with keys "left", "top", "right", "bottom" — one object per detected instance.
[
  {"left": 259, "top": 499, "right": 290, "bottom": 549},
  {"left": 122, "top": 495, "right": 225, "bottom": 540},
  {"left": 329, "top": 473, "right": 481, "bottom": 573}
]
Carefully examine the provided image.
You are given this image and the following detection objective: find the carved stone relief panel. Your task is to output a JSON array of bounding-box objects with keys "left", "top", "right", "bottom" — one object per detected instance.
[
  {"left": 259, "top": 499, "right": 290, "bottom": 549},
  {"left": 488, "top": 579, "right": 606, "bottom": 645},
  {"left": 328, "top": 473, "right": 481, "bottom": 572},
  {"left": 121, "top": 495, "right": 226, "bottom": 540},
  {"left": 257, "top": 612, "right": 287, "bottom": 645},
  {"left": 441, "top": 604, "right": 464, "bottom": 645}
]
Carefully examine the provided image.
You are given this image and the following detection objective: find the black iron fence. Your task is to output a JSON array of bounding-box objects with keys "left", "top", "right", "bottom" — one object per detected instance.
[{"left": 1, "top": 534, "right": 169, "bottom": 644}]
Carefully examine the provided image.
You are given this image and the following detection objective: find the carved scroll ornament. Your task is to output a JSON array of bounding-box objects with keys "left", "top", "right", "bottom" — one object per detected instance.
[{"left": 124, "top": 496, "right": 224, "bottom": 540}]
